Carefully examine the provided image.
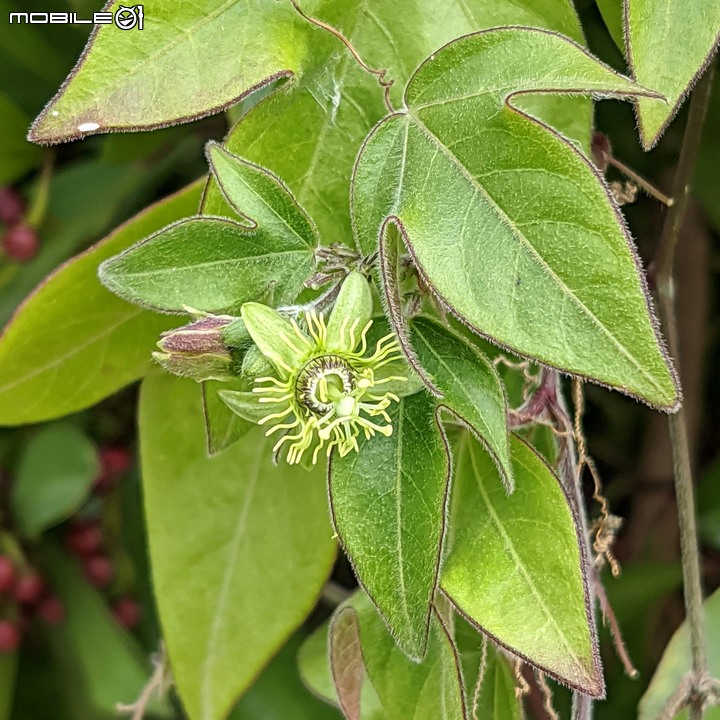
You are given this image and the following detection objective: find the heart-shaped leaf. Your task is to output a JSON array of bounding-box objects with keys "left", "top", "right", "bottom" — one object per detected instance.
[
  {"left": 140, "top": 373, "right": 336, "bottom": 720},
  {"left": 329, "top": 392, "right": 450, "bottom": 660},
  {"left": 29, "top": 0, "right": 309, "bottom": 144},
  {"left": 410, "top": 316, "right": 512, "bottom": 490},
  {"left": 442, "top": 432, "right": 603, "bottom": 697},
  {"left": 626, "top": 0, "right": 720, "bottom": 148},
  {"left": 352, "top": 27, "right": 678, "bottom": 410}
]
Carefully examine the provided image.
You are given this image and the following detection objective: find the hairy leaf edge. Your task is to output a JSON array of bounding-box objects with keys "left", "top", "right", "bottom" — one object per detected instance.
[
  {"left": 623, "top": 1, "right": 720, "bottom": 150},
  {"left": 327, "top": 401, "right": 454, "bottom": 662},
  {"left": 97, "top": 214, "right": 312, "bottom": 314},
  {"left": 350, "top": 29, "right": 680, "bottom": 410},
  {"left": 204, "top": 140, "right": 321, "bottom": 248},
  {"left": 28, "top": 0, "right": 295, "bottom": 147},
  {"left": 441, "top": 433, "right": 605, "bottom": 698}
]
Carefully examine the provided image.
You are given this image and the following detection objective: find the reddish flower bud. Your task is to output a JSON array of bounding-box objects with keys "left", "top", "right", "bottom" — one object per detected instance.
[
  {"left": 154, "top": 314, "right": 236, "bottom": 382},
  {"left": 13, "top": 571, "right": 44, "bottom": 605},
  {"left": 0, "top": 621, "right": 21, "bottom": 653},
  {"left": 0, "top": 556, "right": 16, "bottom": 594},
  {"left": 112, "top": 596, "right": 142, "bottom": 630},
  {"left": 2, "top": 224, "right": 39, "bottom": 262},
  {"left": 0, "top": 187, "right": 25, "bottom": 226},
  {"left": 83, "top": 555, "right": 114, "bottom": 588}
]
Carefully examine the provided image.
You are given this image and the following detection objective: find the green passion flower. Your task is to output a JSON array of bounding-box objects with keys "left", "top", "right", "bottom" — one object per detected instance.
[{"left": 230, "top": 273, "right": 408, "bottom": 465}]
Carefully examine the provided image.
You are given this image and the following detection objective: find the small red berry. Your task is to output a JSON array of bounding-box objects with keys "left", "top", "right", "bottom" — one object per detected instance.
[
  {"left": 83, "top": 555, "right": 114, "bottom": 588},
  {"left": 2, "top": 224, "right": 39, "bottom": 262},
  {"left": 37, "top": 596, "right": 65, "bottom": 625},
  {"left": 0, "top": 621, "right": 21, "bottom": 653},
  {"left": 0, "top": 556, "right": 16, "bottom": 594},
  {"left": 0, "top": 187, "right": 25, "bottom": 226},
  {"left": 94, "top": 446, "right": 132, "bottom": 494},
  {"left": 13, "top": 571, "right": 44, "bottom": 605},
  {"left": 112, "top": 597, "right": 142, "bottom": 630},
  {"left": 66, "top": 522, "right": 104, "bottom": 558}
]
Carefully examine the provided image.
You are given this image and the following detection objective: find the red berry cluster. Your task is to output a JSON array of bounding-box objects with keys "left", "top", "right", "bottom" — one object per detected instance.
[
  {"left": 64, "top": 519, "right": 141, "bottom": 630},
  {"left": 0, "top": 555, "right": 65, "bottom": 654},
  {"left": 0, "top": 186, "right": 39, "bottom": 262}
]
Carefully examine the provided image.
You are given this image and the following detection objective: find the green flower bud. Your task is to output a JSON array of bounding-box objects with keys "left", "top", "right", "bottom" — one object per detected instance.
[{"left": 153, "top": 315, "right": 236, "bottom": 382}]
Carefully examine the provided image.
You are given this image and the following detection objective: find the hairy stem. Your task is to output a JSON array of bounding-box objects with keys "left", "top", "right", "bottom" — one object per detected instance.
[{"left": 654, "top": 65, "right": 715, "bottom": 720}]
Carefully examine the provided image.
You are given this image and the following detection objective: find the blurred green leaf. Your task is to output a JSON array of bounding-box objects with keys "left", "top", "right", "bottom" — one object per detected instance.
[
  {"left": 639, "top": 588, "right": 720, "bottom": 720},
  {"left": 230, "top": 634, "right": 341, "bottom": 720},
  {"left": 626, "top": 0, "right": 720, "bottom": 148},
  {"left": 698, "top": 457, "right": 720, "bottom": 550},
  {"left": 42, "top": 544, "right": 172, "bottom": 718},
  {"left": 442, "top": 432, "right": 602, "bottom": 696},
  {"left": 140, "top": 373, "right": 336, "bottom": 720},
  {"left": 203, "top": 0, "right": 588, "bottom": 248},
  {"left": 0, "top": 160, "right": 146, "bottom": 325},
  {"left": 29, "top": 0, "right": 311, "bottom": 143},
  {"left": 595, "top": 0, "right": 624, "bottom": 49},
  {"left": 0, "top": 180, "right": 202, "bottom": 426},
  {"left": 329, "top": 392, "right": 450, "bottom": 660},
  {"left": 12, "top": 423, "right": 99, "bottom": 538},
  {"left": 99, "top": 216, "right": 314, "bottom": 314},
  {"left": 411, "top": 317, "right": 512, "bottom": 490},
  {"left": 0, "top": 93, "right": 41, "bottom": 185},
  {"left": 0, "top": 653, "right": 17, "bottom": 720},
  {"left": 353, "top": 27, "right": 678, "bottom": 410},
  {"left": 694, "top": 74, "right": 720, "bottom": 233}
]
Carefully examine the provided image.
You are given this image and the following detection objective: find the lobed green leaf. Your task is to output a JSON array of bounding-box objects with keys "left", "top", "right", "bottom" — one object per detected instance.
[
  {"left": 353, "top": 27, "right": 678, "bottom": 409},
  {"left": 203, "top": 0, "right": 589, "bottom": 248}
]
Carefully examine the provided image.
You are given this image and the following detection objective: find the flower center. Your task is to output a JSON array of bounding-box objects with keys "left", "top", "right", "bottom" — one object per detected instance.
[{"left": 295, "top": 355, "right": 356, "bottom": 415}]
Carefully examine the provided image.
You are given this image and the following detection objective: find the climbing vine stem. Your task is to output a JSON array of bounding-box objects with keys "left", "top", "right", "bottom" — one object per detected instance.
[
  {"left": 654, "top": 63, "right": 717, "bottom": 720},
  {"left": 288, "top": 0, "right": 395, "bottom": 113}
]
